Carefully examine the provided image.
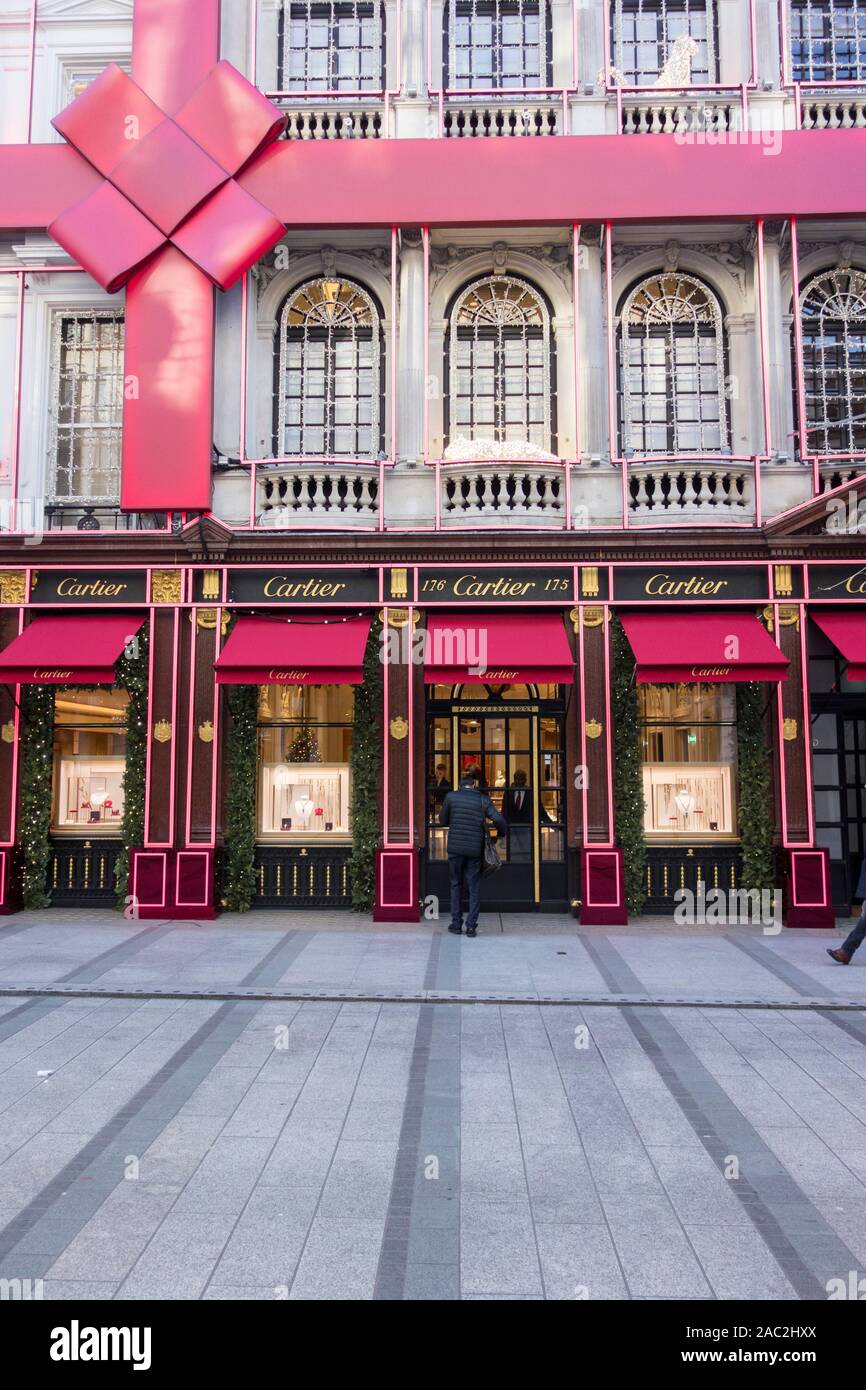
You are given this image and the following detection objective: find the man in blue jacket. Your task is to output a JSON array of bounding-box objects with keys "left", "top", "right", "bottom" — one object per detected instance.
[{"left": 439, "top": 766, "right": 507, "bottom": 937}]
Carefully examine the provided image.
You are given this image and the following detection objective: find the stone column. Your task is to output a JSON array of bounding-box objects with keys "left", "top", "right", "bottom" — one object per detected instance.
[
  {"left": 760, "top": 224, "right": 791, "bottom": 463},
  {"left": 397, "top": 229, "right": 426, "bottom": 465},
  {"left": 577, "top": 231, "right": 608, "bottom": 462},
  {"left": 401, "top": 0, "right": 427, "bottom": 97}
]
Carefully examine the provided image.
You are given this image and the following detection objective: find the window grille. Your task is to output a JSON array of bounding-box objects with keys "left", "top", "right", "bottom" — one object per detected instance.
[
  {"left": 444, "top": 0, "right": 551, "bottom": 90},
  {"left": 447, "top": 275, "right": 553, "bottom": 451},
  {"left": 277, "top": 1, "right": 385, "bottom": 90},
  {"left": 277, "top": 277, "right": 382, "bottom": 458},
  {"left": 789, "top": 0, "right": 866, "bottom": 82},
  {"left": 48, "top": 311, "right": 125, "bottom": 505},
  {"left": 611, "top": 0, "right": 717, "bottom": 85},
  {"left": 798, "top": 267, "right": 866, "bottom": 455},
  {"left": 619, "top": 273, "right": 727, "bottom": 455}
]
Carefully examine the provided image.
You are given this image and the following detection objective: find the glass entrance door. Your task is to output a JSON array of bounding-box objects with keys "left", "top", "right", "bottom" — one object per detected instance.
[{"left": 425, "top": 683, "right": 567, "bottom": 912}]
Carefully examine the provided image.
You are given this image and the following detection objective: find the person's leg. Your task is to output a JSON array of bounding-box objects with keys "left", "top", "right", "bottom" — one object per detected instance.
[
  {"left": 448, "top": 856, "right": 464, "bottom": 933},
  {"left": 828, "top": 904, "right": 866, "bottom": 962},
  {"left": 464, "top": 856, "right": 482, "bottom": 935}
]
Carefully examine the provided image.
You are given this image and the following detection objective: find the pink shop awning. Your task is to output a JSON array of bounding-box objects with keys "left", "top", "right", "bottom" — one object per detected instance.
[
  {"left": 423, "top": 613, "right": 574, "bottom": 685},
  {"left": 214, "top": 615, "right": 372, "bottom": 684},
  {"left": 811, "top": 609, "right": 866, "bottom": 681},
  {"left": 619, "top": 610, "right": 788, "bottom": 684},
  {"left": 0, "top": 614, "right": 144, "bottom": 684}
]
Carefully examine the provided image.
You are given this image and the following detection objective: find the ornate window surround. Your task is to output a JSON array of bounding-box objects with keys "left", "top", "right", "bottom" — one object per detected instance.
[
  {"left": 796, "top": 264, "right": 866, "bottom": 456},
  {"left": 275, "top": 275, "right": 383, "bottom": 460},
  {"left": 444, "top": 273, "right": 555, "bottom": 457},
  {"left": 617, "top": 269, "right": 729, "bottom": 457}
]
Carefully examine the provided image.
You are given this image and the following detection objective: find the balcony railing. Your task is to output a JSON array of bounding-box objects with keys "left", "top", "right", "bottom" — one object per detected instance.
[
  {"left": 280, "top": 104, "right": 386, "bottom": 139},
  {"left": 628, "top": 460, "right": 755, "bottom": 523},
  {"left": 256, "top": 463, "right": 380, "bottom": 528},
  {"left": 619, "top": 92, "right": 744, "bottom": 136},
  {"left": 442, "top": 97, "right": 561, "bottom": 137},
  {"left": 438, "top": 460, "right": 565, "bottom": 527},
  {"left": 800, "top": 95, "right": 866, "bottom": 130}
]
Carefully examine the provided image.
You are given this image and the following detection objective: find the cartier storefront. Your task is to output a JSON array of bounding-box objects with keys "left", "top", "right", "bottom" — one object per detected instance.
[{"left": 0, "top": 542, "right": 863, "bottom": 927}]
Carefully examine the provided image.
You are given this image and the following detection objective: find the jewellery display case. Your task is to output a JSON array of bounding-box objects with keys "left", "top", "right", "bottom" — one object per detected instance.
[{"left": 258, "top": 762, "right": 351, "bottom": 838}]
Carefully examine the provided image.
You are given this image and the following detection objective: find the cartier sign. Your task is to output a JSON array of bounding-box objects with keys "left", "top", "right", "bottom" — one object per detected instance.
[
  {"left": 809, "top": 565, "right": 866, "bottom": 599},
  {"left": 613, "top": 566, "right": 768, "bottom": 602},
  {"left": 30, "top": 570, "right": 146, "bottom": 604},
  {"left": 418, "top": 568, "right": 574, "bottom": 603},
  {"left": 229, "top": 568, "right": 379, "bottom": 605}
]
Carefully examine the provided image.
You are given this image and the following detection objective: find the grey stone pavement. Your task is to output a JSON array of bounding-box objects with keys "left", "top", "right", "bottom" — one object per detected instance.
[{"left": 2, "top": 907, "right": 866, "bottom": 1299}]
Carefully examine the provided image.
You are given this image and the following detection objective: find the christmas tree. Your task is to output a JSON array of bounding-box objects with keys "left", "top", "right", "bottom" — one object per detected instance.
[{"left": 288, "top": 725, "right": 320, "bottom": 762}]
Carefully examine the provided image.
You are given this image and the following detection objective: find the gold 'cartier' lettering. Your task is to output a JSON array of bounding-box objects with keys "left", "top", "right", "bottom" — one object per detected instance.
[
  {"left": 644, "top": 573, "right": 728, "bottom": 597},
  {"left": 268, "top": 670, "right": 309, "bottom": 681},
  {"left": 55, "top": 577, "right": 127, "bottom": 598},
  {"left": 34, "top": 669, "right": 72, "bottom": 679},
  {"left": 690, "top": 666, "right": 732, "bottom": 677},
  {"left": 262, "top": 577, "right": 346, "bottom": 599},
  {"left": 452, "top": 573, "right": 537, "bottom": 598}
]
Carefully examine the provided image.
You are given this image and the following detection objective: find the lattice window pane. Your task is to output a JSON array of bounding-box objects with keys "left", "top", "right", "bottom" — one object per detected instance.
[
  {"left": 448, "top": 275, "right": 553, "bottom": 453},
  {"left": 790, "top": 0, "right": 866, "bottom": 81},
  {"left": 49, "top": 311, "right": 125, "bottom": 504},
  {"left": 277, "top": 278, "right": 381, "bottom": 459},
  {"left": 446, "top": 0, "right": 550, "bottom": 89},
  {"left": 613, "top": 0, "right": 716, "bottom": 85},
  {"left": 280, "top": 2, "right": 384, "bottom": 91},
  {"left": 619, "top": 272, "right": 728, "bottom": 455},
  {"left": 799, "top": 267, "right": 866, "bottom": 455}
]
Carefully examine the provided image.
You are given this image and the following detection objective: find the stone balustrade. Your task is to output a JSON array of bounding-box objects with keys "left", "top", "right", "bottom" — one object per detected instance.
[
  {"left": 619, "top": 95, "right": 741, "bottom": 136},
  {"left": 628, "top": 461, "right": 754, "bottom": 521},
  {"left": 800, "top": 97, "right": 866, "bottom": 131},
  {"left": 442, "top": 100, "right": 561, "bottom": 138},
  {"left": 440, "top": 462, "right": 565, "bottom": 525},
  {"left": 280, "top": 106, "right": 385, "bottom": 139},
  {"left": 257, "top": 465, "right": 380, "bottom": 528}
]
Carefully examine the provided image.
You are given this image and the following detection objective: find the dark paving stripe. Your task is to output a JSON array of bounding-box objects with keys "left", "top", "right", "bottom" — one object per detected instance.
[
  {"left": 0, "top": 927, "right": 311, "bottom": 1279},
  {"left": 375, "top": 932, "right": 460, "bottom": 1300},
  {"left": 0, "top": 923, "right": 177, "bottom": 1044},
  {"left": 0, "top": 999, "right": 260, "bottom": 1278},
  {"left": 725, "top": 933, "right": 836, "bottom": 998},
  {"left": 581, "top": 935, "right": 862, "bottom": 1299},
  {"left": 373, "top": 1004, "right": 460, "bottom": 1301}
]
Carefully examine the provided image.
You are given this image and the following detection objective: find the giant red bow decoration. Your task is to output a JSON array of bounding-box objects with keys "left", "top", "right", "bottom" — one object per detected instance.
[{"left": 48, "top": 61, "right": 287, "bottom": 293}]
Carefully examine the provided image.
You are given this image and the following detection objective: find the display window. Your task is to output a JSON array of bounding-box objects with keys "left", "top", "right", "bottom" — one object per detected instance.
[
  {"left": 257, "top": 684, "right": 354, "bottom": 840},
  {"left": 639, "top": 682, "right": 737, "bottom": 839},
  {"left": 52, "top": 687, "right": 129, "bottom": 834}
]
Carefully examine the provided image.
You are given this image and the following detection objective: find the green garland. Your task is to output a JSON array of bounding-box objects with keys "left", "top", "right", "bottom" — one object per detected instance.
[
  {"left": 736, "top": 682, "right": 774, "bottom": 892},
  {"left": 610, "top": 614, "right": 647, "bottom": 915},
  {"left": 223, "top": 684, "right": 258, "bottom": 912},
  {"left": 19, "top": 685, "right": 55, "bottom": 909},
  {"left": 17, "top": 629, "right": 149, "bottom": 911},
  {"left": 349, "top": 619, "right": 383, "bottom": 912},
  {"left": 114, "top": 628, "right": 149, "bottom": 909}
]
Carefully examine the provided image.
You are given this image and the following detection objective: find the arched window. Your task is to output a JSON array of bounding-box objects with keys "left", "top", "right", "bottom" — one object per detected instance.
[
  {"left": 797, "top": 268, "right": 866, "bottom": 455},
  {"left": 444, "top": 0, "right": 552, "bottom": 89},
  {"left": 618, "top": 272, "right": 728, "bottom": 456},
  {"left": 446, "top": 275, "right": 554, "bottom": 454},
  {"left": 789, "top": 0, "right": 866, "bottom": 82},
  {"left": 276, "top": 277, "right": 382, "bottom": 459},
  {"left": 611, "top": 0, "right": 717, "bottom": 85}
]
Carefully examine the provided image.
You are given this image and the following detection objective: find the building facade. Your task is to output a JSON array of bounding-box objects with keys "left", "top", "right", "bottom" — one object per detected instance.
[{"left": 0, "top": 0, "right": 865, "bottom": 923}]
